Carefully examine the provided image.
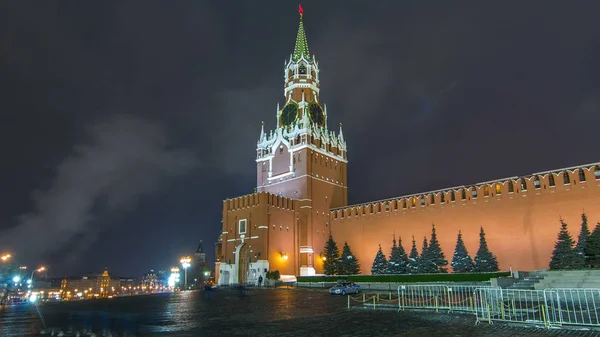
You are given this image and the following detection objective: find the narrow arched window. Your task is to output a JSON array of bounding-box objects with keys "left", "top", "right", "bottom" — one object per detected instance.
[
  {"left": 579, "top": 169, "right": 586, "bottom": 182},
  {"left": 563, "top": 172, "right": 570, "bottom": 185},
  {"left": 549, "top": 174, "right": 555, "bottom": 187}
]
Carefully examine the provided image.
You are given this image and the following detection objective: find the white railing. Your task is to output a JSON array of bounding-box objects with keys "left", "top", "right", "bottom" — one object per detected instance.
[
  {"left": 397, "top": 284, "right": 498, "bottom": 313},
  {"left": 473, "top": 288, "right": 600, "bottom": 328}
]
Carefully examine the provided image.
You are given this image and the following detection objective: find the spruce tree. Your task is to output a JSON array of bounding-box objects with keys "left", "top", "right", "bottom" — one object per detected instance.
[
  {"left": 419, "top": 236, "right": 436, "bottom": 273},
  {"left": 575, "top": 213, "right": 591, "bottom": 269},
  {"left": 585, "top": 223, "right": 600, "bottom": 268},
  {"left": 387, "top": 234, "right": 408, "bottom": 274},
  {"left": 549, "top": 219, "right": 579, "bottom": 270},
  {"left": 474, "top": 227, "right": 500, "bottom": 272},
  {"left": 407, "top": 236, "right": 420, "bottom": 274},
  {"left": 338, "top": 241, "right": 360, "bottom": 275},
  {"left": 323, "top": 234, "right": 340, "bottom": 275},
  {"left": 370, "top": 245, "right": 388, "bottom": 275},
  {"left": 427, "top": 224, "right": 449, "bottom": 273},
  {"left": 451, "top": 230, "right": 474, "bottom": 273}
]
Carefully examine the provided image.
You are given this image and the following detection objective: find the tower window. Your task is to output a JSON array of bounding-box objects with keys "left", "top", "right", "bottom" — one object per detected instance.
[
  {"left": 461, "top": 189, "right": 466, "bottom": 200},
  {"left": 595, "top": 166, "right": 600, "bottom": 180},
  {"left": 495, "top": 183, "right": 502, "bottom": 195},
  {"left": 430, "top": 194, "right": 435, "bottom": 204},
  {"left": 450, "top": 191, "right": 456, "bottom": 202},
  {"left": 440, "top": 193, "right": 445, "bottom": 203},
  {"left": 471, "top": 188, "right": 478, "bottom": 198},
  {"left": 508, "top": 181, "right": 514, "bottom": 193},
  {"left": 484, "top": 186, "right": 490, "bottom": 197},
  {"left": 239, "top": 219, "right": 247, "bottom": 235},
  {"left": 579, "top": 169, "right": 586, "bottom": 182},
  {"left": 563, "top": 172, "right": 570, "bottom": 185},
  {"left": 403, "top": 199, "right": 407, "bottom": 209},
  {"left": 534, "top": 176, "right": 541, "bottom": 189},
  {"left": 411, "top": 197, "right": 416, "bottom": 208},
  {"left": 299, "top": 65, "right": 307, "bottom": 75},
  {"left": 420, "top": 197, "right": 425, "bottom": 206},
  {"left": 549, "top": 174, "right": 555, "bottom": 187},
  {"left": 385, "top": 201, "right": 390, "bottom": 211},
  {"left": 521, "top": 178, "right": 527, "bottom": 191}
]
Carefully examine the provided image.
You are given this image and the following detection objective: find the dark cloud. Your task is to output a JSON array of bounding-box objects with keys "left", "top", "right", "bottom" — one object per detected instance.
[{"left": 0, "top": 115, "right": 198, "bottom": 265}]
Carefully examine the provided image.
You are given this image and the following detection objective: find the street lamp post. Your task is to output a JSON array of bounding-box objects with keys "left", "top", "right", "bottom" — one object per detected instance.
[
  {"left": 30, "top": 266, "right": 46, "bottom": 289},
  {"left": 180, "top": 257, "right": 191, "bottom": 290}
]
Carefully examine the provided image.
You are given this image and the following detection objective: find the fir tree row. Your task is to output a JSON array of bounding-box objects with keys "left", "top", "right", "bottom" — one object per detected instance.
[
  {"left": 549, "top": 213, "right": 600, "bottom": 270},
  {"left": 371, "top": 225, "right": 499, "bottom": 275},
  {"left": 322, "top": 235, "right": 360, "bottom": 275}
]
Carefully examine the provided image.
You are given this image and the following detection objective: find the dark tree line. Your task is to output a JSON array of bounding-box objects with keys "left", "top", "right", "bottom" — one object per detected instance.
[
  {"left": 371, "top": 225, "right": 499, "bottom": 275},
  {"left": 550, "top": 213, "right": 600, "bottom": 270},
  {"left": 322, "top": 235, "right": 360, "bottom": 275}
]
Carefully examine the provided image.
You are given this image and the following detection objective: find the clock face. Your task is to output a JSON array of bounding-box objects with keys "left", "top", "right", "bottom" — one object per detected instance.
[
  {"left": 308, "top": 102, "right": 325, "bottom": 126},
  {"left": 281, "top": 103, "right": 298, "bottom": 126}
]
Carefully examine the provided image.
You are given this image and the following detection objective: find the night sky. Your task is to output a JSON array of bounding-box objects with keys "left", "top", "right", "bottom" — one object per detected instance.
[{"left": 1, "top": 1, "right": 599, "bottom": 277}]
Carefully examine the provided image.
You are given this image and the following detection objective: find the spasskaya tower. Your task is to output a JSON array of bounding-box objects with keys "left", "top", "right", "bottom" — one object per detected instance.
[{"left": 255, "top": 5, "right": 348, "bottom": 275}]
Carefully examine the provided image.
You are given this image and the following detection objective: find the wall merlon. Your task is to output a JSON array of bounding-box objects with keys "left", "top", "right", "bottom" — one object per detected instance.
[{"left": 331, "top": 162, "right": 600, "bottom": 218}]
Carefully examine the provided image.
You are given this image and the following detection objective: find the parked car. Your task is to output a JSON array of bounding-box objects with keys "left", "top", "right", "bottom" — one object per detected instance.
[{"left": 329, "top": 281, "right": 360, "bottom": 295}]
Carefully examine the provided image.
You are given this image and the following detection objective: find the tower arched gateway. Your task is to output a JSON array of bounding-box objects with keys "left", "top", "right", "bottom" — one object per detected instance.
[{"left": 215, "top": 7, "right": 600, "bottom": 285}]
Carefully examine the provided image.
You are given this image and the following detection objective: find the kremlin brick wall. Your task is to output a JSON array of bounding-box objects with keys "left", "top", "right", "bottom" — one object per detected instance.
[{"left": 329, "top": 166, "right": 600, "bottom": 273}]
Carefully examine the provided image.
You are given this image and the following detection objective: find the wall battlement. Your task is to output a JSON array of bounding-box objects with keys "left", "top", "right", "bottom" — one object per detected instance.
[
  {"left": 331, "top": 162, "right": 600, "bottom": 219},
  {"left": 224, "top": 191, "right": 296, "bottom": 212}
]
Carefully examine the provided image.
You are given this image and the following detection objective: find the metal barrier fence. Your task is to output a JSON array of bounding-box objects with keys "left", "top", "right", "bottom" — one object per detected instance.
[
  {"left": 346, "top": 286, "right": 600, "bottom": 330},
  {"left": 473, "top": 287, "right": 600, "bottom": 329},
  {"left": 346, "top": 284, "right": 497, "bottom": 314}
]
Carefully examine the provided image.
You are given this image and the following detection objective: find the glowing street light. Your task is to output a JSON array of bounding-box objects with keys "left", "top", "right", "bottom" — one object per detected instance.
[
  {"left": 1, "top": 254, "right": 12, "bottom": 262},
  {"left": 180, "top": 256, "right": 191, "bottom": 290},
  {"left": 30, "top": 266, "right": 46, "bottom": 289}
]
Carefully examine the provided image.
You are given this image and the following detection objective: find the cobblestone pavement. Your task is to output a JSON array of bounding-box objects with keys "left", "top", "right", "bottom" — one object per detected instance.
[{"left": 1, "top": 287, "right": 599, "bottom": 336}]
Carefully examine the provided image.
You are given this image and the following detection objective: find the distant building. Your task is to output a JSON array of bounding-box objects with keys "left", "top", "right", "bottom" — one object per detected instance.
[{"left": 60, "top": 268, "right": 120, "bottom": 299}]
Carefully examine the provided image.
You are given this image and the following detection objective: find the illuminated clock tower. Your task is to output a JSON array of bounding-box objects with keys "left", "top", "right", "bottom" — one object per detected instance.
[{"left": 255, "top": 6, "right": 348, "bottom": 275}]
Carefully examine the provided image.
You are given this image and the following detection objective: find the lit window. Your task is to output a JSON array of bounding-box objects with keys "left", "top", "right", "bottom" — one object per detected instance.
[
  {"left": 484, "top": 186, "right": 490, "bottom": 197},
  {"left": 595, "top": 166, "right": 600, "bottom": 180},
  {"left": 420, "top": 197, "right": 425, "bottom": 206},
  {"left": 495, "top": 183, "right": 502, "bottom": 194},
  {"left": 471, "top": 188, "right": 478, "bottom": 198},
  {"left": 534, "top": 176, "right": 541, "bottom": 189}
]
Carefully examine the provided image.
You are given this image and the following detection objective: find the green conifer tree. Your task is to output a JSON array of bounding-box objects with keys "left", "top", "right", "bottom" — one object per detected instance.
[
  {"left": 419, "top": 236, "right": 437, "bottom": 273},
  {"left": 473, "top": 227, "right": 500, "bottom": 272},
  {"left": 549, "top": 219, "right": 579, "bottom": 270},
  {"left": 575, "top": 213, "right": 591, "bottom": 269},
  {"left": 323, "top": 234, "right": 340, "bottom": 275},
  {"left": 407, "top": 236, "right": 420, "bottom": 274},
  {"left": 584, "top": 223, "right": 600, "bottom": 268},
  {"left": 370, "top": 245, "right": 388, "bottom": 275},
  {"left": 427, "top": 224, "right": 449, "bottom": 273},
  {"left": 387, "top": 234, "right": 408, "bottom": 274},
  {"left": 338, "top": 241, "right": 360, "bottom": 275},
  {"left": 451, "top": 230, "right": 474, "bottom": 273}
]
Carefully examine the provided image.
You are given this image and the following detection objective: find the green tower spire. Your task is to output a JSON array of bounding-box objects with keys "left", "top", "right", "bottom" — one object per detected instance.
[{"left": 292, "top": 5, "right": 310, "bottom": 61}]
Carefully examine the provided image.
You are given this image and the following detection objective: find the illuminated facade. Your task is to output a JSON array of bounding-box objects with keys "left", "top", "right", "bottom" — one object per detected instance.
[
  {"left": 214, "top": 9, "right": 600, "bottom": 285},
  {"left": 60, "top": 268, "right": 120, "bottom": 299}
]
